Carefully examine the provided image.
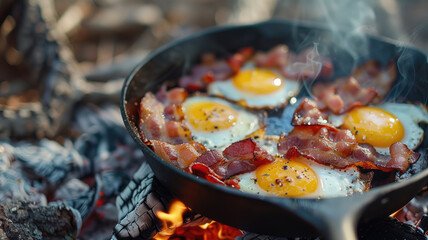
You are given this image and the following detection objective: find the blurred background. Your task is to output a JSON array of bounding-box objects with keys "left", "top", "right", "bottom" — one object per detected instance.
[{"left": 58, "top": 0, "right": 428, "bottom": 80}]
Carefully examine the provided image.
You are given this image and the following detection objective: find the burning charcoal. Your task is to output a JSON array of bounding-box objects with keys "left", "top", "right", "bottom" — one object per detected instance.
[
  {"left": 393, "top": 198, "right": 427, "bottom": 225},
  {"left": 0, "top": 166, "right": 47, "bottom": 204},
  {"left": 416, "top": 214, "right": 428, "bottom": 234},
  {"left": 13, "top": 139, "right": 84, "bottom": 184},
  {"left": 51, "top": 175, "right": 101, "bottom": 220},
  {"left": 54, "top": 178, "right": 90, "bottom": 200},
  {"left": 112, "top": 162, "right": 171, "bottom": 239},
  {"left": 0, "top": 200, "right": 81, "bottom": 240},
  {"left": 358, "top": 217, "right": 426, "bottom": 240},
  {"left": 96, "top": 202, "right": 119, "bottom": 222},
  {"left": 72, "top": 105, "right": 142, "bottom": 178},
  {"left": 0, "top": 143, "right": 47, "bottom": 204},
  {"left": 101, "top": 170, "right": 131, "bottom": 198},
  {"left": 112, "top": 162, "right": 211, "bottom": 239}
]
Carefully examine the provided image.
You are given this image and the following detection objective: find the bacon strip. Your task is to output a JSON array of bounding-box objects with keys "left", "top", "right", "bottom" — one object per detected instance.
[
  {"left": 278, "top": 126, "right": 420, "bottom": 173},
  {"left": 313, "top": 76, "right": 378, "bottom": 114},
  {"left": 223, "top": 138, "right": 275, "bottom": 168},
  {"left": 192, "top": 149, "right": 228, "bottom": 178},
  {"left": 352, "top": 60, "right": 396, "bottom": 104},
  {"left": 291, "top": 98, "right": 330, "bottom": 127},
  {"left": 188, "top": 138, "right": 275, "bottom": 182},
  {"left": 139, "top": 91, "right": 191, "bottom": 144},
  {"left": 178, "top": 61, "right": 233, "bottom": 91},
  {"left": 227, "top": 47, "right": 254, "bottom": 73},
  {"left": 179, "top": 47, "right": 254, "bottom": 91},
  {"left": 139, "top": 92, "right": 166, "bottom": 141},
  {"left": 387, "top": 142, "right": 420, "bottom": 171},
  {"left": 150, "top": 140, "right": 206, "bottom": 168},
  {"left": 156, "top": 85, "right": 188, "bottom": 106},
  {"left": 255, "top": 45, "right": 289, "bottom": 68},
  {"left": 178, "top": 52, "right": 236, "bottom": 91},
  {"left": 255, "top": 45, "right": 333, "bottom": 80},
  {"left": 312, "top": 60, "right": 396, "bottom": 114},
  {"left": 189, "top": 163, "right": 226, "bottom": 185}
]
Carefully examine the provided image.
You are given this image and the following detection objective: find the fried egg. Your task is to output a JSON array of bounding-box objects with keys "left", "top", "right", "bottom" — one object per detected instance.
[
  {"left": 329, "top": 103, "right": 428, "bottom": 154},
  {"left": 207, "top": 63, "right": 300, "bottom": 108},
  {"left": 181, "top": 95, "right": 261, "bottom": 150},
  {"left": 236, "top": 156, "right": 368, "bottom": 198}
]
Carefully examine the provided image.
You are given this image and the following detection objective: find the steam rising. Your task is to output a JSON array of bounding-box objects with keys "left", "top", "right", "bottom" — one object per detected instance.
[
  {"left": 291, "top": 0, "right": 425, "bottom": 103},
  {"left": 317, "top": 0, "right": 376, "bottom": 68},
  {"left": 291, "top": 43, "right": 322, "bottom": 98}
]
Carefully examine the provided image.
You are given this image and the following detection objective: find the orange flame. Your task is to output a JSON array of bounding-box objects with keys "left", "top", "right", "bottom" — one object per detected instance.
[
  {"left": 154, "top": 200, "right": 188, "bottom": 240},
  {"left": 154, "top": 200, "right": 243, "bottom": 240}
]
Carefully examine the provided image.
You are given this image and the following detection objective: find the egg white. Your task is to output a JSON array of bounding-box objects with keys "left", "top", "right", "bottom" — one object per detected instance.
[
  {"left": 207, "top": 63, "right": 300, "bottom": 108},
  {"left": 181, "top": 96, "right": 261, "bottom": 150},
  {"left": 329, "top": 102, "right": 428, "bottom": 154},
  {"left": 235, "top": 157, "right": 367, "bottom": 198}
]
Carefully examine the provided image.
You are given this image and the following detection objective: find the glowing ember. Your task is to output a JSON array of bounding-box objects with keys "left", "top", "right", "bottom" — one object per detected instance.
[
  {"left": 171, "top": 221, "right": 243, "bottom": 240},
  {"left": 154, "top": 200, "right": 243, "bottom": 240}
]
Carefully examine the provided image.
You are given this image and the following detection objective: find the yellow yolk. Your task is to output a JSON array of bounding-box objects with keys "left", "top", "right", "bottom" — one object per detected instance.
[
  {"left": 233, "top": 68, "right": 283, "bottom": 95},
  {"left": 342, "top": 106, "right": 405, "bottom": 148},
  {"left": 255, "top": 157, "right": 318, "bottom": 197},
  {"left": 183, "top": 101, "right": 238, "bottom": 132}
]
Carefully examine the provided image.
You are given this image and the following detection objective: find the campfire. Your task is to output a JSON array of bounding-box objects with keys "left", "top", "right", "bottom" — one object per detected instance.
[
  {"left": 153, "top": 200, "right": 242, "bottom": 240},
  {"left": 1, "top": 0, "right": 428, "bottom": 239}
]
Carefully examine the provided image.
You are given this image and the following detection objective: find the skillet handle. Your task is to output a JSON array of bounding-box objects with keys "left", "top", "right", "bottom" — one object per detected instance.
[
  {"left": 267, "top": 193, "right": 375, "bottom": 240},
  {"left": 311, "top": 199, "right": 359, "bottom": 240}
]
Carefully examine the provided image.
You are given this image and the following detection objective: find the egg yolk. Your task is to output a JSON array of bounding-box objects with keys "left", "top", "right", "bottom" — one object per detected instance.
[
  {"left": 233, "top": 68, "right": 283, "bottom": 95},
  {"left": 255, "top": 157, "right": 318, "bottom": 197},
  {"left": 342, "top": 106, "right": 405, "bottom": 148},
  {"left": 184, "top": 101, "right": 238, "bottom": 132}
]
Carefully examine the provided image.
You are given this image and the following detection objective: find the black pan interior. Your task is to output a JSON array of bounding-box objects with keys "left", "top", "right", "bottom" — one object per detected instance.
[{"left": 121, "top": 19, "right": 428, "bottom": 238}]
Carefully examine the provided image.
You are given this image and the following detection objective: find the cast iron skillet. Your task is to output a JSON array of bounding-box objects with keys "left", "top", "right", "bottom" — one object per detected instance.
[{"left": 121, "top": 20, "right": 428, "bottom": 240}]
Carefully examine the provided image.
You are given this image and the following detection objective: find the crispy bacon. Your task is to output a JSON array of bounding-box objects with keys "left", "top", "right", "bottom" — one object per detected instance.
[
  {"left": 178, "top": 54, "right": 234, "bottom": 91},
  {"left": 150, "top": 140, "right": 206, "bottom": 168},
  {"left": 352, "top": 60, "right": 397, "bottom": 104},
  {"left": 319, "top": 59, "right": 334, "bottom": 79},
  {"left": 223, "top": 138, "right": 275, "bottom": 167},
  {"left": 313, "top": 77, "right": 378, "bottom": 114},
  {"left": 227, "top": 54, "right": 245, "bottom": 73},
  {"left": 139, "top": 92, "right": 166, "bottom": 141},
  {"left": 192, "top": 149, "right": 228, "bottom": 178},
  {"left": 312, "top": 60, "right": 396, "bottom": 114},
  {"left": 227, "top": 47, "right": 254, "bottom": 73},
  {"left": 139, "top": 91, "right": 190, "bottom": 144},
  {"left": 194, "top": 149, "right": 224, "bottom": 167},
  {"left": 188, "top": 138, "right": 275, "bottom": 182},
  {"left": 188, "top": 163, "right": 225, "bottom": 185},
  {"left": 283, "top": 48, "right": 333, "bottom": 80},
  {"left": 292, "top": 98, "right": 330, "bottom": 127},
  {"left": 281, "top": 49, "right": 324, "bottom": 80},
  {"left": 255, "top": 45, "right": 289, "bottom": 68},
  {"left": 222, "top": 138, "right": 275, "bottom": 178},
  {"left": 156, "top": 85, "right": 188, "bottom": 106},
  {"left": 387, "top": 142, "right": 421, "bottom": 172},
  {"left": 278, "top": 126, "right": 420, "bottom": 173},
  {"left": 255, "top": 45, "right": 333, "bottom": 80}
]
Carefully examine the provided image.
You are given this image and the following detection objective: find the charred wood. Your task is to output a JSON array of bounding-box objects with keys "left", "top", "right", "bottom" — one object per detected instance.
[{"left": 0, "top": 200, "right": 80, "bottom": 240}]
